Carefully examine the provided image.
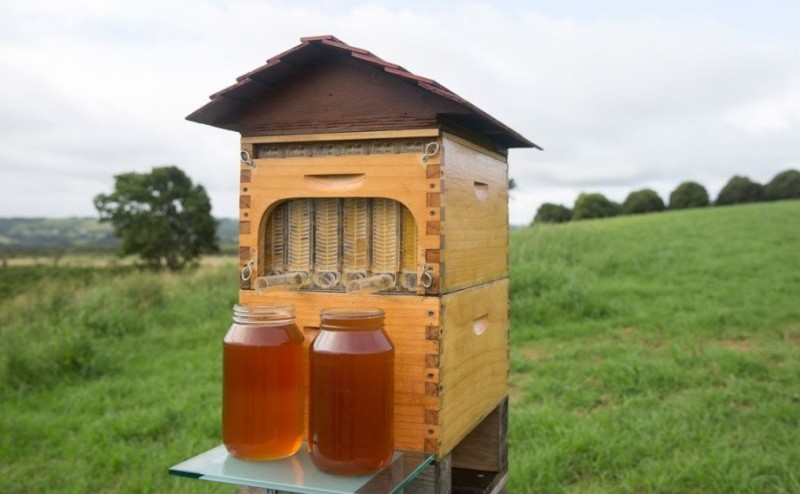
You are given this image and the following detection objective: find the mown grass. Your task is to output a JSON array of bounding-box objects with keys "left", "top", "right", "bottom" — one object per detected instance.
[
  {"left": 1, "top": 201, "right": 798, "bottom": 492},
  {"left": 0, "top": 264, "right": 238, "bottom": 493},
  {"left": 508, "top": 201, "right": 800, "bottom": 492}
]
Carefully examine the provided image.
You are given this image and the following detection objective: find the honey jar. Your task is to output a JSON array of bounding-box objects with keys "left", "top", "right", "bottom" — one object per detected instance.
[
  {"left": 308, "top": 308, "right": 394, "bottom": 475},
  {"left": 222, "top": 304, "right": 304, "bottom": 460}
]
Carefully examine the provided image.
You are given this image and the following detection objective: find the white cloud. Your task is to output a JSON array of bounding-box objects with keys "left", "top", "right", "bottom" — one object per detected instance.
[
  {"left": 0, "top": 1, "right": 799, "bottom": 225},
  {"left": 724, "top": 74, "right": 800, "bottom": 134}
]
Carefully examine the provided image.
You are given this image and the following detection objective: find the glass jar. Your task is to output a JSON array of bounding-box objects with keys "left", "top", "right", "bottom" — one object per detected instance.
[
  {"left": 308, "top": 308, "right": 395, "bottom": 475},
  {"left": 222, "top": 304, "right": 304, "bottom": 460}
]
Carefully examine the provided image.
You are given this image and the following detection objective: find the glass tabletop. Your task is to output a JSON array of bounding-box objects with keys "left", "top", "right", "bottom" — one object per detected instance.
[{"left": 169, "top": 444, "right": 435, "bottom": 494}]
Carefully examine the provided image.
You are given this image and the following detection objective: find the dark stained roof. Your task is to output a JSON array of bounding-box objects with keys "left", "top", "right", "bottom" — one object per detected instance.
[{"left": 187, "top": 35, "right": 539, "bottom": 150}]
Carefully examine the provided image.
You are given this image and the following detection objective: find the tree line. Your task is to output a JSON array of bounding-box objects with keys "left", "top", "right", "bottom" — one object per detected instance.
[{"left": 532, "top": 169, "right": 800, "bottom": 225}]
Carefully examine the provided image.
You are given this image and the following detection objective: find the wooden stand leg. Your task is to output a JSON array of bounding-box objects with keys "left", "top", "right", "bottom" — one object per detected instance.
[
  {"left": 451, "top": 468, "right": 508, "bottom": 494},
  {"left": 450, "top": 396, "right": 509, "bottom": 494},
  {"left": 406, "top": 396, "right": 509, "bottom": 494},
  {"left": 404, "top": 454, "right": 452, "bottom": 494},
  {"left": 452, "top": 397, "right": 508, "bottom": 472}
]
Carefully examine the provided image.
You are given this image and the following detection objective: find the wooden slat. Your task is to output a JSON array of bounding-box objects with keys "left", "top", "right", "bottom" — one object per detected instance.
[
  {"left": 440, "top": 136, "right": 509, "bottom": 293},
  {"left": 241, "top": 128, "right": 440, "bottom": 144},
  {"left": 439, "top": 280, "right": 509, "bottom": 457},
  {"left": 441, "top": 131, "right": 508, "bottom": 163}
]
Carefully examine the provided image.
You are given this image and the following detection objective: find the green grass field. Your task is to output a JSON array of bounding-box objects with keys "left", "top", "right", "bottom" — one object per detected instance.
[
  {"left": 508, "top": 201, "right": 800, "bottom": 492},
  {"left": 1, "top": 201, "right": 798, "bottom": 493}
]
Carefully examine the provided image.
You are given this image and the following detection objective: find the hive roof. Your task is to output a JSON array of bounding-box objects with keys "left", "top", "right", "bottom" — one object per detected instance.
[{"left": 187, "top": 35, "right": 539, "bottom": 150}]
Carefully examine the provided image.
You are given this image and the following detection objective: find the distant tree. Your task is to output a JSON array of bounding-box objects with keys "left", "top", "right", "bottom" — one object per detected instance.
[
  {"left": 50, "top": 246, "right": 66, "bottom": 266},
  {"left": 622, "top": 188, "right": 665, "bottom": 215},
  {"left": 508, "top": 178, "right": 517, "bottom": 191},
  {"left": 94, "top": 166, "right": 219, "bottom": 270},
  {"left": 533, "top": 203, "right": 572, "bottom": 224},
  {"left": 716, "top": 175, "right": 764, "bottom": 205},
  {"left": 669, "top": 181, "right": 710, "bottom": 209},
  {"left": 764, "top": 169, "right": 800, "bottom": 201},
  {"left": 572, "top": 193, "right": 621, "bottom": 220}
]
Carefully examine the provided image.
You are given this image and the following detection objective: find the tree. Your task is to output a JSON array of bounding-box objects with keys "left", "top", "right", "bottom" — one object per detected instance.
[
  {"left": 572, "top": 193, "right": 621, "bottom": 220},
  {"left": 716, "top": 175, "right": 764, "bottom": 206},
  {"left": 94, "top": 166, "right": 219, "bottom": 270},
  {"left": 669, "top": 181, "right": 710, "bottom": 209},
  {"left": 622, "top": 188, "right": 665, "bottom": 215},
  {"left": 764, "top": 169, "right": 800, "bottom": 201},
  {"left": 533, "top": 203, "right": 572, "bottom": 224}
]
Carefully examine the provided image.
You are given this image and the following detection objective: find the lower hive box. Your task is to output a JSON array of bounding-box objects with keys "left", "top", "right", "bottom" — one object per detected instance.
[{"left": 240, "top": 278, "right": 509, "bottom": 458}]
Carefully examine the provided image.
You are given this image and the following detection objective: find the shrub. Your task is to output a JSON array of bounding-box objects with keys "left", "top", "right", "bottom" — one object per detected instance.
[
  {"left": 764, "top": 169, "right": 800, "bottom": 201},
  {"left": 573, "top": 193, "right": 621, "bottom": 220},
  {"left": 669, "top": 181, "right": 710, "bottom": 209},
  {"left": 533, "top": 203, "right": 572, "bottom": 224},
  {"left": 716, "top": 176, "right": 764, "bottom": 205},
  {"left": 622, "top": 189, "right": 665, "bottom": 215}
]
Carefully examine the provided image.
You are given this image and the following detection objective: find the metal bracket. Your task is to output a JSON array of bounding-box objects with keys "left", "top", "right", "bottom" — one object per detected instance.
[
  {"left": 420, "top": 264, "right": 435, "bottom": 288},
  {"left": 240, "top": 149, "right": 255, "bottom": 169},
  {"left": 241, "top": 260, "right": 254, "bottom": 282},
  {"left": 422, "top": 142, "right": 440, "bottom": 163}
]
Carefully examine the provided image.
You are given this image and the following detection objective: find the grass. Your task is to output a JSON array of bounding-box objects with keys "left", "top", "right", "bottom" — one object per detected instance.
[
  {"left": 508, "top": 201, "right": 800, "bottom": 492},
  {"left": 1, "top": 201, "right": 798, "bottom": 492},
  {"left": 0, "top": 264, "right": 238, "bottom": 493}
]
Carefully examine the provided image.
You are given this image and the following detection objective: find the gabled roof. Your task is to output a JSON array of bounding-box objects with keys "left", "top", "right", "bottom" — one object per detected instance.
[{"left": 187, "top": 35, "right": 539, "bottom": 150}]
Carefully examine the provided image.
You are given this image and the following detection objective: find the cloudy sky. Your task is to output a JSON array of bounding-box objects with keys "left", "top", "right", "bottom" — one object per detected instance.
[{"left": 1, "top": 0, "right": 799, "bottom": 225}]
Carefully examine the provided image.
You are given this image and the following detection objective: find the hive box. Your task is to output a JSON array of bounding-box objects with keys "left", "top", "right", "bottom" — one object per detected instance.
[{"left": 188, "top": 35, "right": 537, "bottom": 460}]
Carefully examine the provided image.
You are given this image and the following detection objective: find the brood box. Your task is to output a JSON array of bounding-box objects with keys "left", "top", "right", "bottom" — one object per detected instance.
[{"left": 188, "top": 35, "right": 538, "bottom": 461}]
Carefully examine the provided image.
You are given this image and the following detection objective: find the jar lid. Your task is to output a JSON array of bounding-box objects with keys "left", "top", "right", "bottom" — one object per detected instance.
[
  {"left": 233, "top": 304, "right": 295, "bottom": 323},
  {"left": 320, "top": 308, "right": 385, "bottom": 331},
  {"left": 321, "top": 308, "right": 384, "bottom": 320}
]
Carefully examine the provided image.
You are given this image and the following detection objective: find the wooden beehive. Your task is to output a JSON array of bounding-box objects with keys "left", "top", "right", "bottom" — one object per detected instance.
[{"left": 188, "top": 35, "right": 537, "bottom": 461}]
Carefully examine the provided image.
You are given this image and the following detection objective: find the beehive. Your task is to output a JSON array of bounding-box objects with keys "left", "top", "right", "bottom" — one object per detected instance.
[{"left": 188, "top": 35, "right": 537, "bottom": 460}]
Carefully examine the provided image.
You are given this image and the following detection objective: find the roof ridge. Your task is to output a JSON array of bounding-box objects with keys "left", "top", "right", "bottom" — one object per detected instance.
[
  {"left": 318, "top": 37, "right": 372, "bottom": 55},
  {"left": 300, "top": 34, "right": 343, "bottom": 43}
]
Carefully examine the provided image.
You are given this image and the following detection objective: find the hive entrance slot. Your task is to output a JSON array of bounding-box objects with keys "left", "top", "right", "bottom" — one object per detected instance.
[
  {"left": 473, "top": 182, "right": 489, "bottom": 201},
  {"left": 304, "top": 174, "right": 365, "bottom": 191},
  {"left": 473, "top": 314, "right": 489, "bottom": 336}
]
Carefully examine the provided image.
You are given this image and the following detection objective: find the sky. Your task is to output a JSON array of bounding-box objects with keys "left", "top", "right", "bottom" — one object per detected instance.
[{"left": 1, "top": 0, "right": 799, "bottom": 225}]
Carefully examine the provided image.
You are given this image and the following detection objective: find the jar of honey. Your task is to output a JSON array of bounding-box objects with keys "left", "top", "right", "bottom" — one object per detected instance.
[
  {"left": 222, "top": 304, "right": 304, "bottom": 460},
  {"left": 309, "top": 308, "right": 394, "bottom": 475}
]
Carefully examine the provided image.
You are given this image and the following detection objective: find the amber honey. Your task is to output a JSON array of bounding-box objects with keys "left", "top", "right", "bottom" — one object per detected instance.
[
  {"left": 223, "top": 305, "right": 304, "bottom": 460},
  {"left": 309, "top": 308, "right": 394, "bottom": 475}
]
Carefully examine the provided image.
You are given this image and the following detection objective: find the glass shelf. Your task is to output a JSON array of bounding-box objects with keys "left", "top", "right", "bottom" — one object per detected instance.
[{"left": 169, "top": 444, "right": 435, "bottom": 494}]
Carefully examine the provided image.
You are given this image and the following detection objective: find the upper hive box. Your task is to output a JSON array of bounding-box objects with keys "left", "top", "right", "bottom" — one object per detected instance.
[{"left": 188, "top": 35, "right": 537, "bottom": 458}]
